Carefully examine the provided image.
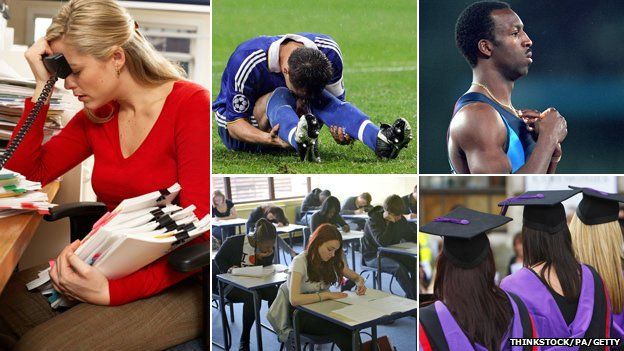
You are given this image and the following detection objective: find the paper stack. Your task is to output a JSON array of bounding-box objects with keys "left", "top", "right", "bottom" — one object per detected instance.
[
  {"left": 0, "top": 77, "right": 68, "bottom": 153},
  {"left": 26, "top": 182, "right": 211, "bottom": 308},
  {"left": 0, "top": 168, "right": 55, "bottom": 218}
]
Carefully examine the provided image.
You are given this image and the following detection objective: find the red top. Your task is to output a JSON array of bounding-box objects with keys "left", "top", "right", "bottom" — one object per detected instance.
[{"left": 6, "top": 80, "right": 211, "bottom": 306}]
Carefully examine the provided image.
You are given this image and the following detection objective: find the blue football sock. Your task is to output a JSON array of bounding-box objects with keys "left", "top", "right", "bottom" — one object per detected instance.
[
  {"left": 266, "top": 87, "right": 300, "bottom": 150},
  {"left": 311, "top": 90, "right": 379, "bottom": 151}
]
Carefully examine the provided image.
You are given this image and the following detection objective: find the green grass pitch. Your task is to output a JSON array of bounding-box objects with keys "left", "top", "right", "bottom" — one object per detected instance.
[{"left": 212, "top": 0, "right": 417, "bottom": 174}]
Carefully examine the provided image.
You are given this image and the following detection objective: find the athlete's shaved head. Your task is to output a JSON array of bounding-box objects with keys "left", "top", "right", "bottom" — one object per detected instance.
[
  {"left": 287, "top": 47, "right": 333, "bottom": 101},
  {"left": 456, "top": 1, "right": 511, "bottom": 67}
]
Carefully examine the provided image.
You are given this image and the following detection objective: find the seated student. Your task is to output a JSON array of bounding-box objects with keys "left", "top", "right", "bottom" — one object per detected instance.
[
  {"left": 213, "top": 219, "right": 279, "bottom": 351},
  {"left": 212, "top": 190, "right": 239, "bottom": 242},
  {"left": 362, "top": 195, "right": 417, "bottom": 299},
  {"left": 419, "top": 207, "right": 537, "bottom": 351},
  {"left": 246, "top": 205, "right": 289, "bottom": 234},
  {"left": 499, "top": 190, "right": 613, "bottom": 342},
  {"left": 401, "top": 185, "right": 417, "bottom": 219},
  {"left": 269, "top": 224, "right": 366, "bottom": 351},
  {"left": 341, "top": 192, "right": 373, "bottom": 215},
  {"left": 0, "top": 1, "right": 209, "bottom": 350},
  {"left": 568, "top": 187, "right": 624, "bottom": 341},
  {"left": 310, "top": 196, "right": 349, "bottom": 234},
  {"left": 300, "top": 189, "right": 331, "bottom": 225}
]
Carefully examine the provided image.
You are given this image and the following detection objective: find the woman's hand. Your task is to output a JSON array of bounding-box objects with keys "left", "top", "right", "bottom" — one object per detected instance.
[
  {"left": 321, "top": 291, "right": 348, "bottom": 300},
  {"left": 227, "top": 265, "right": 239, "bottom": 273},
  {"left": 341, "top": 224, "right": 350, "bottom": 233},
  {"left": 49, "top": 240, "right": 110, "bottom": 305},
  {"left": 355, "top": 276, "right": 367, "bottom": 295},
  {"left": 24, "top": 37, "right": 55, "bottom": 86}
]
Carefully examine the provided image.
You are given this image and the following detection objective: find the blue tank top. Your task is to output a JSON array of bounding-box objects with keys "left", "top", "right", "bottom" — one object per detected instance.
[{"left": 449, "top": 92, "right": 536, "bottom": 173}]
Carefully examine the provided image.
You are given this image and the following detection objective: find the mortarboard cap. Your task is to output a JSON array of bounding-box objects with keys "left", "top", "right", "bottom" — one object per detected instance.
[
  {"left": 498, "top": 189, "right": 581, "bottom": 234},
  {"left": 420, "top": 206, "right": 512, "bottom": 268},
  {"left": 569, "top": 186, "right": 624, "bottom": 225}
]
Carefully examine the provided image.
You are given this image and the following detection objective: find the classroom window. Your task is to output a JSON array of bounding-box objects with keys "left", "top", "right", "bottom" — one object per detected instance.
[
  {"left": 273, "top": 177, "right": 308, "bottom": 199},
  {"left": 217, "top": 177, "right": 310, "bottom": 203}
]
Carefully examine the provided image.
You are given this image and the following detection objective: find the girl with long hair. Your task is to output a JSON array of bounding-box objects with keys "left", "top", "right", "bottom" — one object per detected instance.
[
  {"left": 499, "top": 190, "right": 612, "bottom": 344},
  {"left": 419, "top": 207, "right": 535, "bottom": 351},
  {"left": 568, "top": 187, "right": 624, "bottom": 340},
  {"left": 310, "top": 196, "right": 349, "bottom": 233},
  {"left": 285, "top": 224, "right": 366, "bottom": 351}
]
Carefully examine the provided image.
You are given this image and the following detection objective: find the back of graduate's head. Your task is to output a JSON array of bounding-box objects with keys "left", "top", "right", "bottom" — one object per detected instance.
[
  {"left": 569, "top": 214, "right": 624, "bottom": 313},
  {"left": 522, "top": 224, "right": 581, "bottom": 301},
  {"left": 319, "top": 196, "right": 341, "bottom": 218},
  {"left": 287, "top": 47, "right": 332, "bottom": 101},
  {"left": 264, "top": 206, "right": 289, "bottom": 226},
  {"left": 306, "top": 224, "right": 344, "bottom": 286},
  {"left": 433, "top": 247, "right": 512, "bottom": 351}
]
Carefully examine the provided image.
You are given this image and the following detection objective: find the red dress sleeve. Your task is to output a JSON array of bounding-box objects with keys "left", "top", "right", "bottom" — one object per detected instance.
[
  {"left": 5, "top": 98, "right": 92, "bottom": 185},
  {"left": 107, "top": 87, "right": 211, "bottom": 306}
]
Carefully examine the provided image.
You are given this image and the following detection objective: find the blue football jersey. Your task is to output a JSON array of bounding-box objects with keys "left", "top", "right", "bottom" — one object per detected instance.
[{"left": 214, "top": 33, "right": 345, "bottom": 129}]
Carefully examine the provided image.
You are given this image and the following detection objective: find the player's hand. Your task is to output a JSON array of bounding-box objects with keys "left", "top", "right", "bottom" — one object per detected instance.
[
  {"left": 537, "top": 108, "right": 567, "bottom": 144},
  {"left": 268, "top": 124, "right": 291, "bottom": 148},
  {"left": 518, "top": 109, "right": 541, "bottom": 135},
  {"left": 551, "top": 142, "right": 562, "bottom": 163},
  {"left": 329, "top": 126, "right": 354, "bottom": 145}
]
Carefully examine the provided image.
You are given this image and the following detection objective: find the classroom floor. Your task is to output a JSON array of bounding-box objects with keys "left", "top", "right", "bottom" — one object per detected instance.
[{"left": 210, "top": 239, "right": 417, "bottom": 351}]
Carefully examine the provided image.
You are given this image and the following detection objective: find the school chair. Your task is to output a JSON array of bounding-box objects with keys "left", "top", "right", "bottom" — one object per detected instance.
[
  {"left": 358, "top": 238, "right": 397, "bottom": 291},
  {"left": 43, "top": 201, "right": 212, "bottom": 349}
]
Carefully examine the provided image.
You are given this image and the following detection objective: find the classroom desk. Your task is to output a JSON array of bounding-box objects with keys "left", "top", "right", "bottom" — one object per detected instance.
[
  {"left": 341, "top": 213, "right": 369, "bottom": 220},
  {"left": 341, "top": 230, "right": 364, "bottom": 269},
  {"left": 216, "top": 267, "right": 288, "bottom": 351},
  {"left": 0, "top": 181, "right": 60, "bottom": 294},
  {"left": 293, "top": 288, "right": 418, "bottom": 351},
  {"left": 274, "top": 224, "right": 307, "bottom": 263},
  {"left": 377, "top": 242, "right": 418, "bottom": 295},
  {"left": 212, "top": 217, "right": 247, "bottom": 239}
]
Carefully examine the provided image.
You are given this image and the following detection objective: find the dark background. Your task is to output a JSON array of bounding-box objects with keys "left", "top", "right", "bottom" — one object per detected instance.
[{"left": 420, "top": 0, "right": 624, "bottom": 173}]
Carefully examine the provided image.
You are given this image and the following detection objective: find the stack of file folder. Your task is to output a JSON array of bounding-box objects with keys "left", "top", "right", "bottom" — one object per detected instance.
[
  {"left": 26, "top": 182, "right": 210, "bottom": 308},
  {"left": 0, "top": 168, "right": 55, "bottom": 218},
  {"left": 0, "top": 77, "right": 68, "bottom": 153}
]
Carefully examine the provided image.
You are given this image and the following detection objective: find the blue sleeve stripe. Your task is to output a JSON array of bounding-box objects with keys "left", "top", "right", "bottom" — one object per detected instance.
[{"left": 234, "top": 49, "right": 266, "bottom": 92}]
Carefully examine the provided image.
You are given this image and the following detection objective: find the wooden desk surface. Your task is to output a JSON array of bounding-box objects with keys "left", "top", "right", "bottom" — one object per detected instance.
[{"left": 0, "top": 182, "right": 60, "bottom": 294}]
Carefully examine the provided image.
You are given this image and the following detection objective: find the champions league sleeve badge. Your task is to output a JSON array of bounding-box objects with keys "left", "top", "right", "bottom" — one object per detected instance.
[{"left": 233, "top": 94, "right": 250, "bottom": 113}]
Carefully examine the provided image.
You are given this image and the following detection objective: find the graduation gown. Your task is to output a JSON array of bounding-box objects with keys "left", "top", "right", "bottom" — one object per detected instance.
[
  {"left": 419, "top": 292, "right": 537, "bottom": 351},
  {"left": 500, "top": 265, "right": 611, "bottom": 351}
]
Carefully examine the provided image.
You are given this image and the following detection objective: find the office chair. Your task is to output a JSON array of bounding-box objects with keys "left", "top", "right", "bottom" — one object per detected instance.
[{"left": 43, "top": 201, "right": 212, "bottom": 349}]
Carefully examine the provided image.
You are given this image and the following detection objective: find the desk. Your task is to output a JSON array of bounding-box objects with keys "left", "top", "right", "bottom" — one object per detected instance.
[
  {"left": 212, "top": 218, "right": 247, "bottom": 239},
  {"left": 216, "top": 267, "right": 288, "bottom": 351},
  {"left": 377, "top": 242, "right": 417, "bottom": 296},
  {"left": 0, "top": 181, "right": 60, "bottom": 294},
  {"left": 341, "top": 214, "right": 369, "bottom": 220},
  {"left": 274, "top": 224, "right": 307, "bottom": 263},
  {"left": 341, "top": 230, "right": 364, "bottom": 269},
  {"left": 293, "top": 288, "right": 417, "bottom": 351}
]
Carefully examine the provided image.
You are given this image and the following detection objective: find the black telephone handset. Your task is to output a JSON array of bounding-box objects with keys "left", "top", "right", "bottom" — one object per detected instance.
[{"left": 0, "top": 54, "right": 70, "bottom": 169}]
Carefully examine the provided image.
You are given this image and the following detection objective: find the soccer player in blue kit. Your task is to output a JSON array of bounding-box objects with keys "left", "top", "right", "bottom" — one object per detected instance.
[{"left": 213, "top": 33, "right": 412, "bottom": 161}]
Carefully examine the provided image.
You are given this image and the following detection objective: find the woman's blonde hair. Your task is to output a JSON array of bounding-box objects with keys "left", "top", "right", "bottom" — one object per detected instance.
[
  {"left": 569, "top": 213, "right": 624, "bottom": 313},
  {"left": 45, "top": 0, "right": 185, "bottom": 122}
]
